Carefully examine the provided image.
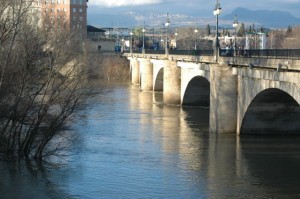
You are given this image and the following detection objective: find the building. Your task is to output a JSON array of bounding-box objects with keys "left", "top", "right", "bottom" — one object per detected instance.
[
  {"left": 87, "top": 25, "right": 106, "bottom": 39},
  {"left": 245, "top": 32, "right": 267, "bottom": 50},
  {"left": 32, "top": 0, "right": 88, "bottom": 38}
]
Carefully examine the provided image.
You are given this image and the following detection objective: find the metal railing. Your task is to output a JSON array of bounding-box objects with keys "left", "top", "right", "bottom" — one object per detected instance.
[
  {"left": 220, "top": 49, "right": 300, "bottom": 60},
  {"left": 169, "top": 49, "right": 214, "bottom": 56},
  {"left": 128, "top": 49, "right": 214, "bottom": 56},
  {"left": 126, "top": 49, "right": 300, "bottom": 60}
]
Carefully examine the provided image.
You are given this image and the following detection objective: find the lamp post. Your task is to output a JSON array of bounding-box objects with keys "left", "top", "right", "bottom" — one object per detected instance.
[
  {"left": 160, "top": 33, "right": 164, "bottom": 51},
  {"left": 213, "top": 0, "right": 222, "bottom": 61},
  {"left": 130, "top": 30, "right": 134, "bottom": 54},
  {"left": 174, "top": 29, "right": 178, "bottom": 49},
  {"left": 194, "top": 25, "right": 199, "bottom": 50},
  {"left": 165, "top": 13, "right": 170, "bottom": 56},
  {"left": 142, "top": 22, "right": 146, "bottom": 54},
  {"left": 116, "top": 29, "right": 120, "bottom": 52},
  {"left": 121, "top": 37, "right": 125, "bottom": 53},
  {"left": 232, "top": 15, "right": 238, "bottom": 57}
]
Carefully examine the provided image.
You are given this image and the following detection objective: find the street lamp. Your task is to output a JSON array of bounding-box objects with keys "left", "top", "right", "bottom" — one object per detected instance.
[
  {"left": 116, "top": 29, "right": 120, "bottom": 52},
  {"left": 232, "top": 15, "right": 238, "bottom": 57},
  {"left": 160, "top": 33, "right": 164, "bottom": 51},
  {"left": 130, "top": 30, "right": 134, "bottom": 54},
  {"left": 121, "top": 37, "right": 125, "bottom": 53},
  {"left": 213, "top": 0, "right": 222, "bottom": 61},
  {"left": 194, "top": 25, "right": 199, "bottom": 50},
  {"left": 142, "top": 22, "right": 146, "bottom": 54},
  {"left": 174, "top": 29, "right": 178, "bottom": 49},
  {"left": 165, "top": 13, "right": 170, "bottom": 56}
]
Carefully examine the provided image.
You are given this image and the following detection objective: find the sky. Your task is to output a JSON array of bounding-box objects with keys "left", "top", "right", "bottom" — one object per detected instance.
[
  {"left": 87, "top": 0, "right": 300, "bottom": 18},
  {"left": 88, "top": 0, "right": 300, "bottom": 27}
]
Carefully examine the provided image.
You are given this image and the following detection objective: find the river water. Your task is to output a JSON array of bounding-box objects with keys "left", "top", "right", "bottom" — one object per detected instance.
[{"left": 1, "top": 81, "right": 300, "bottom": 199}]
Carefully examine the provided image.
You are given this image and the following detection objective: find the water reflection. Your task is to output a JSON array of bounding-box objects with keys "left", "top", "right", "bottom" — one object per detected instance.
[
  {"left": 239, "top": 136, "right": 300, "bottom": 197},
  {"left": 0, "top": 159, "right": 74, "bottom": 199},
  {"left": 1, "top": 82, "right": 300, "bottom": 198}
]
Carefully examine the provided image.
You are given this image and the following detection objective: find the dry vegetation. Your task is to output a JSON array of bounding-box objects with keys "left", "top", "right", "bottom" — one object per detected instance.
[
  {"left": 173, "top": 27, "right": 213, "bottom": 50},
  {"left": 0, "top": 0, "right": 90, "bottom": 160},
  {"left": 264, "top": 26, "right": 300, "bottom": 49},
  {"left": 87, "top": 53, "right": 130, "bottom": 80}
]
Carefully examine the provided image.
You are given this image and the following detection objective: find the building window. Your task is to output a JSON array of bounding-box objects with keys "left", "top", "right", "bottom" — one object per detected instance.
[
  {"left": 72, "top": 8, "right": 76, "bottom": 12},
  {"left": 45, "top": 0, "right": 48, "bottom": 4},
  {"left": 51, "top": 0, "right": 55, "bottom": 4},
  {"left": 57, "top": 0, "right": 61, "bottom": 3},
  {"left": 64, "top": 8, "right": 67, "bottom": 12},
  {"left": 79, "top": 16, "right": 83, "bottom": 21},
  {"left": 72, "top": 0, "right": 76, "bottom": 4},
  {"left": 73, "top": 16, "right": 76, "bottom": 21},
  {"left": 79, "top": 0, "right": 82, "bottom": 5},
  {"left": 79, "top": 8, "right": 83, "bottom": 12},
  {"left": 57, "top": 8, "right": 61, "bottom": 12}
]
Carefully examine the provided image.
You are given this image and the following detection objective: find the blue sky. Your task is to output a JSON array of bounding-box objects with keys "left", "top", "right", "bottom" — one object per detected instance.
[{"left": 87, "top": 0, "right": 300, "bottom": 18}]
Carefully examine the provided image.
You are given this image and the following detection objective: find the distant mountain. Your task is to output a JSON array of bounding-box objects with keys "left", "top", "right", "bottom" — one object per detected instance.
[
  {"left": 88, "top": 12, "right": 213, "bottom": 28},
  {"left": 222, "top": 7, "right": 300, "bottom": 28},
  {"left": 87, "top": 14, "right": 136, "bottom": 28},
  {"left": 87, "top": 7, "right": 300, "bottom": 29}
]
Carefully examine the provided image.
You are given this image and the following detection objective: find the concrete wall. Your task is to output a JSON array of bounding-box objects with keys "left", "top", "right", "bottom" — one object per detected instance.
[
  {"left": 209, "top": 64, "right": 238, "bottom": 134},
  {"left": 139, "top": 58, "right": 153, "bottom": 91},
  {"left": 234, "top": 68, "right": 300, "bottom": 134},
  {"left": 163, "top": 60, "right": 181, "bottom": 105},
  {"left": 130, "top": 58, "right": 140, "bottom": 85},
  {"left": 220, "top": 56, "right": 300, "bottom": 70},
  {"left": 87, "top": 39, "right": 115, "bottom": 53}
]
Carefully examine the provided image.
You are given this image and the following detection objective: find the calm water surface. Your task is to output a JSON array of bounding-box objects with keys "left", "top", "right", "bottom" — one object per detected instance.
[{"left": 1, "top": 81, "right": 300, "bottom": 199}]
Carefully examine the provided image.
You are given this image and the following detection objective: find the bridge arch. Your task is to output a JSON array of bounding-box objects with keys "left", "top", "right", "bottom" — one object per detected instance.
[
  {"left": 240, "top": 88, "right": 300, "bottom": 134},
  {"left": 182, "top": 76, "right": 210, "bottom": 106},
  {"left": 152, "top": 60, "right": 165, "bottom": 92},
  {"left": 154, "top": 67, "right": 163, "bottom": 91}
]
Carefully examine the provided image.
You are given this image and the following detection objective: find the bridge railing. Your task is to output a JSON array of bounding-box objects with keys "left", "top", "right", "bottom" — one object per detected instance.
[
  {"left": 170, "top": 49, "right": 214, "bottom": 56},
  {"left": 128, "top": 49, "right": 214, "bottom": 56},
  {"left": 220, "top": 49, "right": 300, "bottom": 59},
  {"left": 127, "top": 49, "right": 300, "bottom": 60}
]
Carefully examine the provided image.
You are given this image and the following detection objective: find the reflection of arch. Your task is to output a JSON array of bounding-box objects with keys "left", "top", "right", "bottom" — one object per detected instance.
[
  {"left": 241, "top": 88, "right": 300, "bottom": 134},
  {"left": 154, "top": 68, "right": 163, "bottom": 91},
  {"left": 182, "top": 76, "right": 210, "bottom": 106}
]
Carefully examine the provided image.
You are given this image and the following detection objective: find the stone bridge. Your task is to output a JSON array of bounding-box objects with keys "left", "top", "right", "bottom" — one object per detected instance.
[{"left": 125, "top": 53, "right": 300, "bottom": 135}]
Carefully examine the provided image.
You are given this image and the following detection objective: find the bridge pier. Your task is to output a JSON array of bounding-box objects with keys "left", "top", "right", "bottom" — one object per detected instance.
[
  {"left": 130, "top": 58, "right": 140, "bottom": 85},
  {"left": 210, "top": 64, "right": 238, "bottom": 134},
  {"left": 163, "top": 60, "right": 181, "bottom": 105},
  {"left": 139, "top": 58, "right": 153, "bottom": 91}
]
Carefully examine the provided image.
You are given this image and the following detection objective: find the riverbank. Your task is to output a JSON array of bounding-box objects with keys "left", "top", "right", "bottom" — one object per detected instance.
[{"left": 87, "top": 52, "right": 130, "bottom": 80}]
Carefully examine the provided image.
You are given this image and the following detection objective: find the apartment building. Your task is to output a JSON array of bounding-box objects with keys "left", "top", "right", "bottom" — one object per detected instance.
[{"left": 32, "top": 0, "right": 88, "bottom": 38}]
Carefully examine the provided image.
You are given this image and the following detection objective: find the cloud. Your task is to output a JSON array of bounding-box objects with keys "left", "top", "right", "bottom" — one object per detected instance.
[{"left": 89, "top": 0, "right": 162, "bottom": 7}]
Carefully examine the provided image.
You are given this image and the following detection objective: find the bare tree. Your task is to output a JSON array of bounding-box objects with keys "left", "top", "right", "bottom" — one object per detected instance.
[
  {"left": 0, "top": 1, "right": 90, "bottom": 160},
  {"left": 267, "top": 29, "right": 285, "bottom": 49},
  {"left": 283, "top": 26, "right": 300, "bottom": 49}
]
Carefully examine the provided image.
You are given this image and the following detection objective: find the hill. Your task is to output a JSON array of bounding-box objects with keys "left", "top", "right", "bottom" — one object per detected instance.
[{"left": 222, "top": 7, "right": 300, "bottom": 28}]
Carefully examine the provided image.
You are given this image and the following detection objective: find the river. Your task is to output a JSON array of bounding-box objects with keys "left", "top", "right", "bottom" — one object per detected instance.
[{"left": 1, "top": 81, "right": 300, "bottom": 199}]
